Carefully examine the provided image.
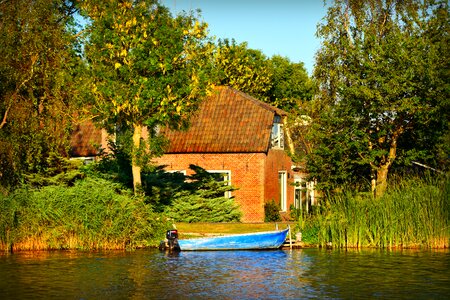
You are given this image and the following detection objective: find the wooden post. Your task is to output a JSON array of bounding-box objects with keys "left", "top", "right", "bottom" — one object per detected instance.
[{"left": 289, "top": 226, "right": 293, "bottom": 250}]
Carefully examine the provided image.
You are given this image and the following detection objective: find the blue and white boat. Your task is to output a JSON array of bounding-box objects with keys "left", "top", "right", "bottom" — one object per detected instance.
[{"left": 177, "top": 228, "right": 289, "bottom": 251}]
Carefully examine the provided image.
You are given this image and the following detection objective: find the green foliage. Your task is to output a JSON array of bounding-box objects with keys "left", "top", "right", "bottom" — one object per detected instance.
[
  {"left": 142, "top": 166, "right": 186, "bottom": 212},
  {"left": 264, "top": 200, "right": 281, "bottom": 222},
  {"left": 289, "top": 204, "right": 301, "bottom": 221},
  {"left": 298, "top": 218, "right": 320, "bottom": 245},
  {"left": 303, "top": 174, "right": 449, "bottom": 248},
  {"left": 0, "top": 177, "right": 169, "bottom": 250},
  {"left": 87, "top": 132, "right": 134, "bottom": 187},
  {"left": 214, "top": 39, "right": 273, "bottom": 102},
  {"left": 82, "top": 0, "right": 215, "bottom": 130},
  {"left": 0, "top": 0, "right": 84, "bottom": 190},
  {"left": 164, "top": 165, "right": 241, "bottom": 223},
  {"left": 311, "top": 0, "right": 449, "bottom": 195},
  {"left": 214, "top": 39, "right": 314, "bottom": 112},
  {"left": 268, "top": 55, "right": 314, "bottom": 111},
  {"left": 80, "top": 0, "right": 216, "bottom": 192}
]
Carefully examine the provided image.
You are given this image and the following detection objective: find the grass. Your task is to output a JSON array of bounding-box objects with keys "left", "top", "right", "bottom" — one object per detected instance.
[
  {"left": 302, "top": 174, "right": 449, "bottom": 249},
  {"left": 0, "top": 177, "right": 169, "bottom": 252}
]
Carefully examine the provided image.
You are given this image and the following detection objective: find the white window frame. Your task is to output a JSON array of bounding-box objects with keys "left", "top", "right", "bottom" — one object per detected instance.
[
  {"left": 166, "top": 170, "right": 187, "bottom": 175},
  {"left": 294, "top": 178, "right": 315, "bottom": 213},
  {"left": 271, "top": 117, "right": 285, "bottom": 149},
  {"left": 279, "top": 171, "right": 287, "bottom": 211},
  {"left": 294, "top": 178, "right": 309, "bottom": 212}
]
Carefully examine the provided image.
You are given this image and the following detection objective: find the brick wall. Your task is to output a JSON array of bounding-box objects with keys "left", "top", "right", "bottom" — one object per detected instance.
[
  {"left": 154, "top": 153, "right": 267, "bottom": 222},
  {"left": 264, "top": 149, "right": 295, "bottom": 219}
]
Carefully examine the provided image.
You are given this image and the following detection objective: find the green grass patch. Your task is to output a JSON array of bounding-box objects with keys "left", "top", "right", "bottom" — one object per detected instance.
[
  {"left": 298, "top": 175, "right": 449, "bottom": 249},
  {"left": 0, "top": 177, "right": 169, "bottom": 251}
]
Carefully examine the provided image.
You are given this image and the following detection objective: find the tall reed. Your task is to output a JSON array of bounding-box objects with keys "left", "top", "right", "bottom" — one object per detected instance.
[
  {"left": 304, "top": 175, "right": 449, "bottom": 249},
  {"left": 0, "top": 177, "right": 170, "bottom": 251}
]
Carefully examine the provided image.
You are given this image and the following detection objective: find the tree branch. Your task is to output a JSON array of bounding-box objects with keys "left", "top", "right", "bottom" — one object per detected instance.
[
  {"left": 0, "top": 54, "right": 38, "bottom": 129},
  {"left": 0, "top": 104, "right": 11, "bottom": 129}
]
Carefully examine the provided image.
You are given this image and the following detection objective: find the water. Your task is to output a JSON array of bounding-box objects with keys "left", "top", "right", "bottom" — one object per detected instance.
[{"left": 0, "top": 248, "right": 449, "bottom": 299}]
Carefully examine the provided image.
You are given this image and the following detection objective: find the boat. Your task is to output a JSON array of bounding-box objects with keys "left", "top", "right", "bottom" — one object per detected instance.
[{"left": 176, "top": 228, "right": 290, "bottom": 251}]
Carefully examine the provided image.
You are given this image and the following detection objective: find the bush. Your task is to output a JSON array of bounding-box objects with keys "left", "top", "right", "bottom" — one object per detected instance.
[
  {"left": 164, "top": 165, "right": 242, "bottom": 222},
  {"left": 264, "top": 200, "right": 281, "bottom": 222},
  {"left": 0, "top": 177, "right": 170, "bottom": 251}
]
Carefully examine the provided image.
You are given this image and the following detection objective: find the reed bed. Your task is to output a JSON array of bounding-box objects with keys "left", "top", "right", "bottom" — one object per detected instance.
[
  {"left": 0, "top": 178, "right": 169, "bottom": 252},
  {"left": 306, "top": 175, "right": 449, "bottom": 249}
]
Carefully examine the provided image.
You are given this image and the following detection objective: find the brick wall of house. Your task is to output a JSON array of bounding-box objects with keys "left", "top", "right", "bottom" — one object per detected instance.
[
  {"left": 154, "top": 153, "right": 267, "bottom": 222},
  {"left": 264, "top": 149, "right": 295, "bottom": 219}
]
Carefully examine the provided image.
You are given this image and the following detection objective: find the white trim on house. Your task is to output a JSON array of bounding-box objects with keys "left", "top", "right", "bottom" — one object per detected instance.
[
  {"left": 278, "top": 171, "right": 287, "bottom": 211},
  {"left": 271, "top": 117, "right": 285, "bottom": 149},
  {"left": 166, "top": 170, "right": 187, "bottom": 175}
]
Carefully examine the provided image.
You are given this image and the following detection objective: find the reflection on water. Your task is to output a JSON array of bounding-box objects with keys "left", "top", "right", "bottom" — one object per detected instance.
[{"left": 0, "top": 248, "right": 449, "bottom": 299}]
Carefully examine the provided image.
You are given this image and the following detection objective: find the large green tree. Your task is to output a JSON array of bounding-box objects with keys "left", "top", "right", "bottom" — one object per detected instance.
[
  {"left": 269, "top": 55, "right": 314, "bottom": 112},
  {"left": 214, "top": 39, "right": 273, "bottom": 102},
  {"left": 311, "top": 0, "right": 449, "bottom": 196},
  {"left": 213, "top": 40, "right": 314, "bottom": 111},
  {"left": 81, "top": 0, "right": 215, "bottom": 194},
  {"left": 0, "top": 0, "right": 81, "bottom": 191}
]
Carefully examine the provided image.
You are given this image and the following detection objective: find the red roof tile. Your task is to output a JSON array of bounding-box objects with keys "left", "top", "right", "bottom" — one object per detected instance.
[
  {"left": 69, "top": 121, "right": 102, "bottom": 157},
  {"left": 162, "top": 86, "right": 287, "bottom": 153}
]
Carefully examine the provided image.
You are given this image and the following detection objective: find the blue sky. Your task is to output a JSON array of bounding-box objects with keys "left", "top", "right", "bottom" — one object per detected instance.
[{"left": 161, "top": 0, "right": 328, "bottom": 75}]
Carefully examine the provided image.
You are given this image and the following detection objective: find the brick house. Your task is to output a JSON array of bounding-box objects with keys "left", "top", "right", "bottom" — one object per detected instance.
[
  {"left": 69, "top": 122, "right": 109, "bottom": 163},
  {"left": 153, "top": 86, "right": 313, "bottom": 222},
  {"left": 69, "top": 86, "right": 315, "bottom": 223}
]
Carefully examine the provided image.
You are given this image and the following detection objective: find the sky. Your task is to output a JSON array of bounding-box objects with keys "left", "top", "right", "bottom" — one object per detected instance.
[{"left": 161, "top": 0, "right": 328, "bottom": 75}]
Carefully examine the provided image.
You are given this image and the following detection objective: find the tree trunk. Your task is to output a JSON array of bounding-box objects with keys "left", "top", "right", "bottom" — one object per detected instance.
[
  {"left": 375, "top": 166, "right": 389, "bottom": 198},
  {"left": 371, "top": 170, "right": 376, "bottom": 196},
  {"left": 132, "top": 123, "right": 142, "bottom": 195},
  {"left": 375, "top": 136, "right": 398, "bottom": 198}
]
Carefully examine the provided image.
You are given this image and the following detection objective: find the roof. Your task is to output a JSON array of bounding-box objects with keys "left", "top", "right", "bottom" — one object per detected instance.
[
  {"left": 162, "top": 86, "right": 287, "bottom": 153},
  {"left": 69, "top": 121, "right": 102, "bottom": 157}
]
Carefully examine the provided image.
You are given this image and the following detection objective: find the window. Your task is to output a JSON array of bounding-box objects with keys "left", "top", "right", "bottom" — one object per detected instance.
[
  {"left": 166, "top": 170, "right": 187, "bottom": 175},
  {"left": 208, "top": 170, "right": 232, "bottom": 198},
  {"left": 294, "top": 178, "right": 314, "bottom": 213},
  {"left": 294, "top": 178, "right": 309, "bottom": 213},
  {"left": 278, "top": 171, "right": 287, "bottom": 211},
  {"left": 271, "top": 115, "right": 284, "bottom": 149}
]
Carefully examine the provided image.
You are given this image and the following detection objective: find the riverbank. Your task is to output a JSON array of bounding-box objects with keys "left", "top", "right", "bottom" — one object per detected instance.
[{"left": 1, "top": 175, "right": 447, "bottom": 251}]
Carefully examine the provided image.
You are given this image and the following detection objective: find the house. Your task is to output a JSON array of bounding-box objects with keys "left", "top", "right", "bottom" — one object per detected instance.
[
  {"left": 69, "top": 121, "right": 109, "bottom": 164},
  {"left": 69, "top": 86, "right": 315, "bottom": 222},
  {"left": 154, "top": 86, "right": 314, "bottom": 222}
]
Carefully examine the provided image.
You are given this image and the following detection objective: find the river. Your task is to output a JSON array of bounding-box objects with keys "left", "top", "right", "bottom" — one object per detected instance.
[{"left": 0, "top": 248, "right": 449, "bottom": 299}]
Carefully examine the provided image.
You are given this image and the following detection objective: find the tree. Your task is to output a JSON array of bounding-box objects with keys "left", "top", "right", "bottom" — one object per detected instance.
[
  {"left": 267, "top": 55, "right": 316, "bottom": 162},
  {"left": 214, "top": 39, "right": 273, "bottom": 101},
  {"left": 312, "top": 0, "right": 449, "bottom": 196},
  {"left": 164, "top": 165, "right": 241, "bottom": 223},
  {"left": 0, "top": 0, "right": 81, "bottom": 190},
  {"left": 269, "top": 55, "right": 314, "bottom": 112},
  {"left": 81, "top": 0, "right": 215, "bottom": 194}
]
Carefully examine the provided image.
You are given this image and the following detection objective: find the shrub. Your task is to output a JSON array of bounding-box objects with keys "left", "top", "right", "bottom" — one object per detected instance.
[
  {"left": 0, "top": 177, "right": 170, "bottom": 251},
  {"left": 164, "top": 165, "right": 241, "bottom": 222},
  {"left": 264, "top": 200, "right": 281, "bottom": 222}
]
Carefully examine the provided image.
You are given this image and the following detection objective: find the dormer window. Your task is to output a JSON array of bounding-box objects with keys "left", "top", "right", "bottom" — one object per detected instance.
[{"left": 271, "top": 115, "right": 284, "bottom": 149}]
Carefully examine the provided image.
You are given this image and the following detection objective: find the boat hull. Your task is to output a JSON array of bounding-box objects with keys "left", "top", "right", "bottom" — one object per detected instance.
[{"left": 177, "top": 228, "right": 289, "bottom": 251}]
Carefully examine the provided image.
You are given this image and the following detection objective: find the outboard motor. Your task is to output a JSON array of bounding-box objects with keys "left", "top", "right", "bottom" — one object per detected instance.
[{"left": 159, "top": 229, "right": 180, "bottom": 251}]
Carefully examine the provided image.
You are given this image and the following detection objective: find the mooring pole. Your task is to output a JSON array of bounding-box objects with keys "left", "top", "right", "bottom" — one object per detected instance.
[{"left": 289, "top": 225, "right": 292, "bottom": 250}]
